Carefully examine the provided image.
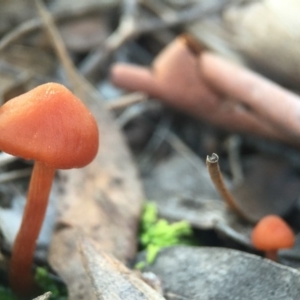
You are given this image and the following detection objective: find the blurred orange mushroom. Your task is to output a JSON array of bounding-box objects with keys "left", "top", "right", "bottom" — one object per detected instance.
[
  {"left": 111, "top": 36, "right": 300, "bottom": 147},
  {"left": 251, "top": 215, "right": 295, "bottom": 261}
]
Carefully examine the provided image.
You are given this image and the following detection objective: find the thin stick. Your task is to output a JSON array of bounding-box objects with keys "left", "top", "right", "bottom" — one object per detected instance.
[
  {"left": 34, "top": 0, "right": 105, "bottom": 104},
  {"left": 0, "top": 168, "right": 31, "bottom": 184},
  {"left": 168, "top": 132, "right": 208, "bottom": 176},
  {"left": 34, "top": 0, "right": 83, "bottom": 92},
  {"left": 206, "top": 153, "right": 247, "bottom": 220},
  {"left": 80, "top": 0, "right": 139, "bottom": 77},
  {"left": 106, "top": 92, "right": 147, "bottom": 111}
]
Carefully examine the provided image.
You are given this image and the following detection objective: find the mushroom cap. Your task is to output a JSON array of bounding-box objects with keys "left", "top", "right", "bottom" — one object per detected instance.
[
  {"left": 251, "top": 215, "right": 295, "bottom": 251},
  {"left": 0, "top": 83, "right": 99, "bottom": 169}
]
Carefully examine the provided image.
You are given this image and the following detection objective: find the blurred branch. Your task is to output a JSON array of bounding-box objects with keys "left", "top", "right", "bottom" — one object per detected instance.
[
  {"left": 34, "top": 0, "right": 84, "bottom": 93},
  {"left": 80, "top": 0, "right": 138, "bottom": 77},
  {"left": 0, "top": 168, "right": 32, "bottom": 184},
  {"left": 80, "top": 0, "right": 234, "bottom": 78}
]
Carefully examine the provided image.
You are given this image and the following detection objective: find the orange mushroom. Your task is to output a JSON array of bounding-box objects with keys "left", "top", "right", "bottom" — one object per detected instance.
[
  {"left": 111, "top": 37, "right": 285, "bottom": 142},
  {"left": 251, "top": 215, "right": 295, "bottom": 261},
  {"left": 0, "top": 83, "right": 99, "bottom": 296}
]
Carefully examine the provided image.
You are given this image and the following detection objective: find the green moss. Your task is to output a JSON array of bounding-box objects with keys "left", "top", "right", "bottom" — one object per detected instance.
[
  {"left": 0, "top": 267, "right": 67, "bottom": 300},
  {"left": 0, "top": 286, "right": 18, "bottom": 300},
  {"left": 138, "top": 202, "right": 193, "bottom": 267},
  {"left": 34, "top": 267, "right": 67, "bottom": 300}
]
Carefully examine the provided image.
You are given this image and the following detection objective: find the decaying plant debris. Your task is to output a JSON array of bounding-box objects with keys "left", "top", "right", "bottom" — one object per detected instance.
[{"left": 1, "top": 0, "right": 300, "bottom": 299}]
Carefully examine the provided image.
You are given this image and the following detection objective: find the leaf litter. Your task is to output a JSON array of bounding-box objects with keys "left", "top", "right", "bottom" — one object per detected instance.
[{"left": 0, "top": 0, "right": 300, "bottom": 299}]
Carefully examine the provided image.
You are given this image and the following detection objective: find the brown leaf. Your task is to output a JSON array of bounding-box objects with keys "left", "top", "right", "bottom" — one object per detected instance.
[
  {"left": 48, "top": 91, "right": 144, "bottom": 299},
  {"left": 31, "top": 2, "right": 144, "bottom": 298}
]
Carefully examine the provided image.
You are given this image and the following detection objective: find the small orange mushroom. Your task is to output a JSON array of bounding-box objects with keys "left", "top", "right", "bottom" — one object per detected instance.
[
  {"left": 0, "top": 83, "right": 99, "bottom": 296},
  {"left": 251, "top": 215, "right": 295, "bottom": 261}
]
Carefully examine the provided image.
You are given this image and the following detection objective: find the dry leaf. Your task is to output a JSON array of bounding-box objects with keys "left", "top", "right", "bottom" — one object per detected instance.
[
  {"left": 48, "top": 91, "right": 144, "bottom": 299},
  {"left": 29, "top": 2, "right": 145, "bottom": 299}
]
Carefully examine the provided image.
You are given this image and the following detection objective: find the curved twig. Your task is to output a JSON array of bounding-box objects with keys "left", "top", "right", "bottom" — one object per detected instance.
[{"left": 206, "top": 153, "right": 249, "bottom": 221}]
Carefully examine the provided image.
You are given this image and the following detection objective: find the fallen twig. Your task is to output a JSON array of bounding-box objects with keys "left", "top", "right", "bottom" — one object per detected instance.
[
  {"left": 80, "top": 0, "right": 138, "bottom": 77},
  {"left": 206, "top": 153, "right": 248, "bottom": 220},
  {"left": 0, "top": 168, "right": 32, "bottom": 184},
  {"left": 168, "top": 132, "right": 209, "bottom": 176},
  {"left": 34, "top": 0, "right": 102, "bottom": 98}
]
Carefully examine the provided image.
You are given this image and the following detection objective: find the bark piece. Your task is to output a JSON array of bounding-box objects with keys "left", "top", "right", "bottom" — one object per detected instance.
[
  {"left": 32, "top": 292, "right": 52, "bottom": 300},
  {"left": 79, "top": 236, "right": 166, "bottom": 300}
]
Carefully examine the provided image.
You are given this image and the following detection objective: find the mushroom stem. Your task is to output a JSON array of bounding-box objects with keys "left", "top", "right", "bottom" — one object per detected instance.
[
  {"left": 265, "top": 250, "right": 278, "bottom": 262},
  {"left": 9, "top": 161, "right": 56, "bottom": 296},
  {"left": 206, "top": 153, "right": 248, "bottom": 220}
]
